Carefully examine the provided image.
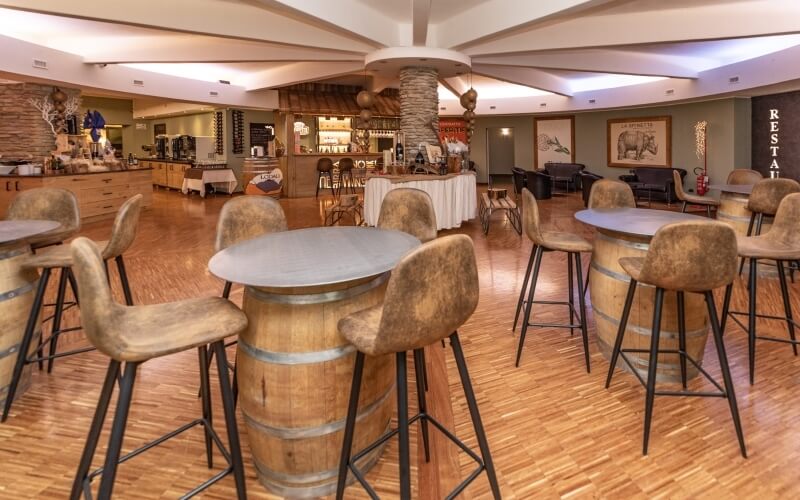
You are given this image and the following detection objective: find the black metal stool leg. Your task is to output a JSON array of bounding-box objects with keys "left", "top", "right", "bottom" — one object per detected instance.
[
  {"left": 328, "top": 172, "right": 336, "bottom": 198},
  {"left": 198, "top": 345, "right": 214, "bottom": 469},
  {"left": 739, "top": 213, "right": 756, "bottom": 275},
  {"left": 704, "top": 291, "right": 747, "bottom": 457},
  {"left": 97, "top": 361, "right": 139, "bottom": 500},
  {"left": 115, "top": 256, "right": 134, "bottom": 306},
  {"left": 396, "top": 350, "right": 411, "bottom": 500},
  {"left": 47, "top": 267, "right": 69, "bottom": 373},
  {"left": 212, "top": 340, "right": 247, "bottom": 499},
  {"left": 567, "top": 253, "right": 575, "bottom": 337},
  {"left": 677, "top": 291, "right": 688, "bottom": 389},
  {"left": 776, "top": 260, "right": 798, "bottom": 356},
  {"left": 513, "top": 245, "right": 536, "bottom": 332},
  {"left": 2, "top": 267, "right": 51, "bottom": 422},
  {"left": 67, "top": 267, "right": 80, "bottom": 305},
  {"left": 336, "top": 351, "right": 365, "bottom": 500},
  {"left": 450, "top": 332, "right": 501, "bottom": 499},
  {"left": 583, "top": 257, "right": 590, "bottom": 299},
  {"left": 316, "top": 171, "right": 322, "bottom": 198},
  {"left": 720, "top": 283, "right": 733, "bottom": 336},
  {"left": 70, "top": 360, "right": 121, "bottom": 500},
  {"left": 574, "top": 252, "right": 590, "bottom": 372},
  {"left": 642, "top": 287, "right": 665, "bottom": 455},
  {"left": 419, "top": 347, "right": 429, "bottom": 392},
  {"left": 748, "top": 258, "right": 758, "bottom": 385},
  {"left": 516, "top": 246, "right": 543, "bottom": 367},
  {"left": 232, "top": 351, "right": 239, "bottom": 409},
  {"left": 413, "top": 348, "right": 430, "bottom": 463},
  {"left": 606, "top": 278, "right": 637, "bottom": 388},
  {"left": 681, "top": 201, "right": 688, "bottom": 213}
]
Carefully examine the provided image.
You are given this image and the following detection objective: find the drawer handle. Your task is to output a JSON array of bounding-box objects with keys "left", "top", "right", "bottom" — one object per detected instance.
[
  {"left": 5, "top": 181, "right": 9, "bottom": 191},
  {"left": 15, "top": 181, "right": 19, "bottom": 191},
  {"left": 102, "top": 178, "right": 112, "bottom": 183},
  {"left": 103, "top": 205, "right": 113, "bottom": 209}
]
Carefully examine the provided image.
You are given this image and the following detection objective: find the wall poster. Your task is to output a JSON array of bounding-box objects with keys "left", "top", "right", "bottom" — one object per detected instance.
[
  {"left": 607, "top": 116, "right": 671, "bottom": 168},
  {"left": 534, "top": 115, "right": 575, "bottom": 170}
]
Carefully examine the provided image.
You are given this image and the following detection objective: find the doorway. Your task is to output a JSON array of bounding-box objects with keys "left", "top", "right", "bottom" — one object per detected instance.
[{"left": 486, "top": 127, "right": 515, "bottom": 184}]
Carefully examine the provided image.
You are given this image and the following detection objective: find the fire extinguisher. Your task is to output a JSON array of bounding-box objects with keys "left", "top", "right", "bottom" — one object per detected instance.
[{"left": 694, "top": 167, "right": 709, "bottom": 196}]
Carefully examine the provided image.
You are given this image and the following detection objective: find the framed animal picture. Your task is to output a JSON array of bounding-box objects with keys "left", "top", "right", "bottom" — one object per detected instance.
[
  {"left": 607, "top": 116, "right": 672, "bottom": 168},
  {"left": 534, "top": 115, "right": 575, "bottom": 170}
]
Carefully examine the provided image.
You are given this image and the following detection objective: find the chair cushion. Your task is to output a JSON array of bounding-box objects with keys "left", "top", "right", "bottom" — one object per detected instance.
[
  {"left": 540, "top": 231, "right": 593, "bottom": 253},
  {"left": 337, "top": 304, "right": 384, "bottom": 356}
]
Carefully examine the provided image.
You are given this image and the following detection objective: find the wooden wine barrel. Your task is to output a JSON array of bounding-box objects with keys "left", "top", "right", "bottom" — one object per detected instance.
[
  {"left": 0, "top": 243, "right": 41, "bottom": 407},
  {"left": 590, "top": 229, "right": 709, "bottom": 382},
  {"left": 238, "top": 274, "right": 394, "bottom": 498},
  {"left": 242, "top": 157, "right": 282, "bottom": 198},
  {"left": 717, "top": 191, "right": 772, "bottom": 236}
]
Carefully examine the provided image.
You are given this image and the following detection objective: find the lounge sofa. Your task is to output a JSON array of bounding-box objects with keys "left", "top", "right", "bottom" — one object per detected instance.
[{"left": 619, "top": 167, "right": 687, "bottom": 205}]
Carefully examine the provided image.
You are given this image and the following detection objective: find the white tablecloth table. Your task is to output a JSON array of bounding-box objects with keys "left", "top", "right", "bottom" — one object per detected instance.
[
  {"left": 181, "top": 168, "right": 238, "bottom": 197},
  {"left": 363, "top": 172, "right": 477, "bottom": 230}
]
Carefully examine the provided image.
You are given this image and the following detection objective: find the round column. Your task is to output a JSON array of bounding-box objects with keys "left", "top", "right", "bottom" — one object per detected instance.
[{"left": 399, "top": 67, "right": 440, "bottom": 161}]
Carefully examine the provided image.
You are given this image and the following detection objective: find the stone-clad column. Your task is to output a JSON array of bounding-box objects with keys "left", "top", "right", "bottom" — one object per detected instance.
[{"left": 399, "top": 67, "right": 439, "bottom": 161}]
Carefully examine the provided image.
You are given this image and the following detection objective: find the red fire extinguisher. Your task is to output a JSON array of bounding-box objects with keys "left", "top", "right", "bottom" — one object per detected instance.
[{"left": 694, "top": 167, "right": 709, "bottom": 196}]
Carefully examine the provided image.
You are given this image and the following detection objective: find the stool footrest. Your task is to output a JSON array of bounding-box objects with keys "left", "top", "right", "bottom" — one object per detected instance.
[
  {"left": 618, "top": 348, "right": 727, "bottom": 397},
  {"left": 25, "top": 344, "right": 94, "bottom": 364}
]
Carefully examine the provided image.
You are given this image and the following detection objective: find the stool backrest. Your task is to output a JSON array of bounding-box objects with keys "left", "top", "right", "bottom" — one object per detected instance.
[
  {"left": 727, "top": 169, "right": 762, "bottom": 185},
  {"left": 761, "top": 193, "right": 800, "bottom": 249},
  {"left": 672, "top": 169, "right": 689, "bottom": 202},
  {"left": 215, "top": 195, "right": 288, "bottom": 252},
  {"left": 7, "top": 187, "right": 80, "bottom": 235},
  {"left": 637, "top": 221, "right": 737, "bottom": 292},
  {"left": 747, "top": 178, "right": 800, "bottom": 215},
  {"left": 338, "top": 158, "right": 354, "bottom": 171},
  {"left": 102, "top": 194, "right": 143, "bottom": 259},
  {"left": 588, "top": 179, "right": 636, "bottom": 208},
  {"left": 376, "top": 235, "right": 478, "bottom": 353},
  {"left": 521, "top": 188, "right": 545, "bottom": 245},
  {"left": 377, "top": 188, "right": 437, "bottom": 243},
  {"left": 317, "top": 157, "right": 334, "bottom": 172}
]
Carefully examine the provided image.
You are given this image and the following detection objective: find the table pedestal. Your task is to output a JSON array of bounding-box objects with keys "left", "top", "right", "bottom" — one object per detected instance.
[
  {"left": 590, "top": 229, "right": 709, "bottom": 382},
  {"left": 717, "top": 191, "right": 772, "bottom": 235},
  {"left": 0, "top": 242, "right": 40, "bottom": 407},
  {"left": 238, "top": 274, "right": 394, "bottom": 498}
]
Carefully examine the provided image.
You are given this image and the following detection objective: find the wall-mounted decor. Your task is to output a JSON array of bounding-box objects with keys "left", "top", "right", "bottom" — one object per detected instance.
[
  {"left": 213, "top": 111, "right": 224, "bottom": 155},
  {"left": 153, "top": 123, "right": 166, "bottom": 139},
  {"left": 607, "top": 116, "right": 671, "bottom": 168},
  {"left": 752, "top": 90, "right": 800, "bottom": 180},
  {"left": 249, "top": 122, "right": 275, "bottom": 148},
  {"left": 439, "top": 118, "right": 467, "bottom": 144},
  {"left": 534, "top": 115, "right": 574, "bottom": 170},
  {"left": 231, "top": 109, "right": 244, "bottom": 154}
]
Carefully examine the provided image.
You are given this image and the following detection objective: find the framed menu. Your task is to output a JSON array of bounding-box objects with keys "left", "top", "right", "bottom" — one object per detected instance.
[{"left": 250, "top": 122, "right": 275, "bottom": 148}]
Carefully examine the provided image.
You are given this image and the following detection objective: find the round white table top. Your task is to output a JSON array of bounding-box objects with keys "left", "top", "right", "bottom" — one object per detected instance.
[
  {"left": 708, "top": 184, "right": 754, "bottom": 195},
  {"left": 0, "top": 220, "right": 59, "bottom": 245},
  {"left": 575, "top": 208, "right": 706, "bottom": 237},
  {"left": 208, "top": 226, "right": 420, "bottom": 288}
]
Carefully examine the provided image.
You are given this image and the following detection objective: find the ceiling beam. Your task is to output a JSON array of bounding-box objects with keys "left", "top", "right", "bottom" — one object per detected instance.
[
  {"left": 439, "top": 76, "right": 470, "bottom": 98},
  {"left": 436, "top": 0, "right": 615, "bottom": 50},
  {"left": 473, "top": 49, "right": 700, "bottom": 79},
  {"left": 244, "top": 61, "right": 364, "bottom": 90},
  {"left": 412, "top": 0, "right": 432, "bottom": 46},
  {"left": 369, "top": 75, "right": 398, "bottom": 94},
  {"left": 466, "top": 0, "right": 800, "bottom": 56},
  {"left": 471, "top": 64, "right": 574, "bottom": 96},
  {"left": 0, "top": 0, "right": 376, "bottom": 53}
]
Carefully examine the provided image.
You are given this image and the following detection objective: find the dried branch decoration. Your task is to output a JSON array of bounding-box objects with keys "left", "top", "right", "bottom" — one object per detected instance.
[
  {"left": 29, "top": 96, "right": 59, "bottom": 137},
  {"left": 694, "top": 120, "right": 707, "bottom": 159},
  {"left": 63, "top": 95, "right": 81, "bottom": 118}
]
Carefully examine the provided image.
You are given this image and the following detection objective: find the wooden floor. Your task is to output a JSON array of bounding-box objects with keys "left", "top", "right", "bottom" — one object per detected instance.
[{"left": 2, "top": 186, "right": 799, "bottom": 499}]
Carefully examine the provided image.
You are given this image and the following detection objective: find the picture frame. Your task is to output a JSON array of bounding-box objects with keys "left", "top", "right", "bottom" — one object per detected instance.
[
  {"left": 534, "top": 115, "right": 575, "bottom": 170},
  {"left": 607, "top": 116, "right": 672, "bottom": 168}
]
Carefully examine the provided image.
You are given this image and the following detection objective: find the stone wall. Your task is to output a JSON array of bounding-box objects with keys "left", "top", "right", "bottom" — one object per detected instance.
[
  {"left": 0, "top": 83, "right": 80, "bottom": 161},
  {"left": 399, "top": 67, "right": 440, "bottom": 161}
]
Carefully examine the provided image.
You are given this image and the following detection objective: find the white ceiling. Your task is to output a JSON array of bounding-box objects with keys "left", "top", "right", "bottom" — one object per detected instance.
[{"left": 1, "top": 0, "right": 800, "bottom": 112}]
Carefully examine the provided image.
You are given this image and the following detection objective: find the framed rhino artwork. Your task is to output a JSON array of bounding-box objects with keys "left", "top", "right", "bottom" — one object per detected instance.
[
  {"left": 607, "top": 116, "right": 672, "bottom": 168},
  {"left": 534, "top": 115, "right": 575, "bottom": 170}
]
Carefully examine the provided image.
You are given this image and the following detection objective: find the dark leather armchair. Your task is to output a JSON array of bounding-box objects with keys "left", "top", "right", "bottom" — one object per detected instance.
[
  {"left": 619, "top": 167, "right": 687, "bottom": 205},
  {"left": 544, "top": 162, "right": 585, "bottom": 192},
  {"left": 579, "top": 171, "right": 604, "bottom": 207},
  {"left": 511, "top": 167, "right": 527, "bottom": 198},
  {"left": 525, "top": 169, "right": 552, "bottom": 200}
]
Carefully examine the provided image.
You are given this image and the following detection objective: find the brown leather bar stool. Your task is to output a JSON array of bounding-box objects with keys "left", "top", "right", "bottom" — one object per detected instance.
[
  {"left": 2, "top": 194, "right": 143, "bottom": 422},
  {"left": 606, "top": 220, "right": 746, "bottom": 457},
  {"left": 723, "top": 193, "right": 800, "bottom": 384},
  {"left": 67, "top": 237, "right": 247, "bottom": 500},
  {"left": 673, "top": 170, "right": 719, "bottom": 217},
  {"left": 514, "top": 188, "right": 592, "bottom": 371},
  {"left": 727, "top": 168, "right": 763, "bottom": 185},
  {"left": 738, "top": 178, "right": 800, "bottom": 275},
  {"left": 316, "top": 157, "right": 336, "bottom": 198},
  {"left": 335, "top": 235, "right": 500, "bottom": 499},
  {"left": 338, "top": 157, "right": 355, "bottom": 195}
]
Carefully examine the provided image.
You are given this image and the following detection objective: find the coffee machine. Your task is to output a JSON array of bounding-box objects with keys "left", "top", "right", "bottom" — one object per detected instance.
[
  {"left": 155, "top": 135, "right": 168, "bottom": 159},
  {"left": 170, "top": 135, "right": 196, "bottom": 160}
]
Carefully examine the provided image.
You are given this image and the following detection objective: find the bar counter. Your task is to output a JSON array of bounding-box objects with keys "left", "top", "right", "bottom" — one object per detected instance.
[{"left": 288, "top": 153, "right": 381, "bottom": 197}]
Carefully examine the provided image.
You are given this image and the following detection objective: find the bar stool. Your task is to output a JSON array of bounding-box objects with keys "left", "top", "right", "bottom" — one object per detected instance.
[
  {"left": 316, "top": 157, "right": 336, "bottom": 198},
  {"left": 2, "top": 195, "right": 142, "bottom": 422},
  {"left": 514, "top": 188, "right": 592, "bottom": 371},
  {"left": 335, "top": 235, "right": 500, "bottom": 499},
  {"left": 325, "top": 193, "right": 362, "bottom": 226},
  {"left": 723, "top": 193, "right": 800, "bottom": 384},
  {"left": 67, "top": 237, "right": 247, "bottom": 500},
  {"left": 673, "top": 170, "right": 718, "bottom": 217},
  {"left": 377, "top": 188, "right": 438, "bottom": 243},
  {"left": 605, "top": 220, "right": 746, "bottom": 457},
  {"left": 338, "top": 157, "right": 355, "bottom": 195},
  {"left": 727, "top": 168, "right": 762, "bottom": 185},
  {"left": 738, "top": 178, "right": 800, "bottom": 275}
]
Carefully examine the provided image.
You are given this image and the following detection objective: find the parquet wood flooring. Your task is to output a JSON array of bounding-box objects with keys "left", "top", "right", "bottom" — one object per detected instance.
[{"left": 1, "top": 187, "right": 799, "bottom": 499}]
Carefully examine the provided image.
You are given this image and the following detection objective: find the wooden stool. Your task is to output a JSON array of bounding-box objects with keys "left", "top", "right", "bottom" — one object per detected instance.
[
  {"left": 673, "top": 170, "right": 719, "bottom": 217},
  {"left": 480, "top": 189, "right": 521, "bottom": 235},
  {"left": 514, "top": 188, "right": 592, "bottom": 371},
  {"left": 325, "top": 194, "right": 362, "bottom": 226},
  {"left": 2, "top": 195, "right": 142, "bottom": 422},
  {"left": 723, "top": 193, "right": 800, "bottom": 384},
  {"left": 338, "top": 157, "right": 355, "bottom": 195},
  {"left": 606, "top": 220, "right": 746, "bottom": 457},
  {"left": 316, "top": 157, "right": 336, "bottom": 198},
  {"left": 335, "top": 235, "right": 500, "bottom": 499},
  {"left": 68, "top": 237, "right": 247, "bottom": 499}
]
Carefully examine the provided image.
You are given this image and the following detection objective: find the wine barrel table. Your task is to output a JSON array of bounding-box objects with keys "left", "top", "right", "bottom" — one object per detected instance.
[
  {"left": 0, "top": 220, "right": 60, "bottom": 409},
  {"left": 208, "top": 226, "right": 419, "bottom": 498},
  {"left": 575, "top": 208, "right": 708, "bottom": 382}
]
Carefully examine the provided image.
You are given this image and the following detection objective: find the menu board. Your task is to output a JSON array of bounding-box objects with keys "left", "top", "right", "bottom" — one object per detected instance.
[
  {"left": 439, "top": 118, "right": 467, "bottom": 144},
  {"left": 250, "top": 122, "right": 275, "bottom": 148}
]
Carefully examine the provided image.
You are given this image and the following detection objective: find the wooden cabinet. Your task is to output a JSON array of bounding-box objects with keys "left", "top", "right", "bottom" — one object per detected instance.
[{"left": 143, "top": 160, "right": 187, "bottom": 189}]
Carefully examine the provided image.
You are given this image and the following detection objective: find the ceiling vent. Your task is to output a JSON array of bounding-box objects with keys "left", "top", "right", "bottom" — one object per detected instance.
[
  {"left": 540, "top": 103, "right": 547, "bottom": 107},
  {"left": 589, "top": 99, "right": 596, "bottom": 104},
  {"left": 489, "top": 105, "right": 496, "bottom": 110},
  {"left": 219, "top": 80, "right": 230, "bottom": 85},
  {"left": 209, "top": 91, "right": 219, "bottom": 97},
  {"left": 32, "top": 59, "right": 47, "bottom": 70},
  {"left": 729, "top": 76, "right": 740, "bottom": 84},
  {"left": 665, "top": 89, "right": 675, "bottom": 96},
  {"left": 133, "top": 79, "right": 144, "bottom": 87}
]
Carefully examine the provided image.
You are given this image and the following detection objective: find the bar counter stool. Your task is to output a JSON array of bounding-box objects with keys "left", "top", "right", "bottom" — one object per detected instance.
[
  {"left": 514, "top": 188, "right": 592, "bottom": 371},
  {"left": 727, "top": 168, "right": 763, "bottom": 185},
  {"left": 377, "top": 188, "right": 437, "bottom": 243},
  {"left": 673, "top": 170, "right": 718, "bottom": 217},
  {"left": 316, "top": 157, "right": 336, "bottom": 198},
  {"left": 338, "top": 157, "right": 355, "bottom": 195},
  {"left": 6, "top": 187, "right": 81, "bottom": 250},
  {"left": 2, "top": 194, "right": 143, "bottom": 422},
  {"left": 336, "top": 235, "right": 500, "bottom": 499},
  {"left": 68, "top": 237, "right": 247, "bottom": 500},
  {"left": 724, "top": 193, "right": 800, "bottom": 384},
  {"left": 605, "top": 220, "right": 746, "bottom": 457}
]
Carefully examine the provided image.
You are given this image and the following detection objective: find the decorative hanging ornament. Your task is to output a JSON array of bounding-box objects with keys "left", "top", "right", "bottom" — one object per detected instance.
[
  {"left": 464, "top": 87, "right": 478, "bottom": 102},
  {"left": 51, "top": 87, "right": 67, "bottom": 103},
  {"left": 463, "top": 110, "right": 475, "bottom": 120},
  {"left": 356, "top": 90, "right": 374, "bottom": 109},
  {"left": 359, "top": 108, "right": 373, "bottom": 123}
]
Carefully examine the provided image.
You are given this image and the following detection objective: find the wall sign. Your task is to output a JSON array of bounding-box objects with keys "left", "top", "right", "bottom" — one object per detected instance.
[
  {"left": 250, "top": 122, "right": 275, "bottom": 148},
  {"left": 752, "top": 91, "right": 800, "bottom": 180}
]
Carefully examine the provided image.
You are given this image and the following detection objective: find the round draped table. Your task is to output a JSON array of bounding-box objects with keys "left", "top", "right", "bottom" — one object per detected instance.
[
  {"left": 208, "top": 226, "right": 419, "bottom": 498},
  {"left": 0, "top": 220, "right": 60, "bottom": 407},
  {"left": 575, "top": 208, "right": 709, "bottom": 382}
]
